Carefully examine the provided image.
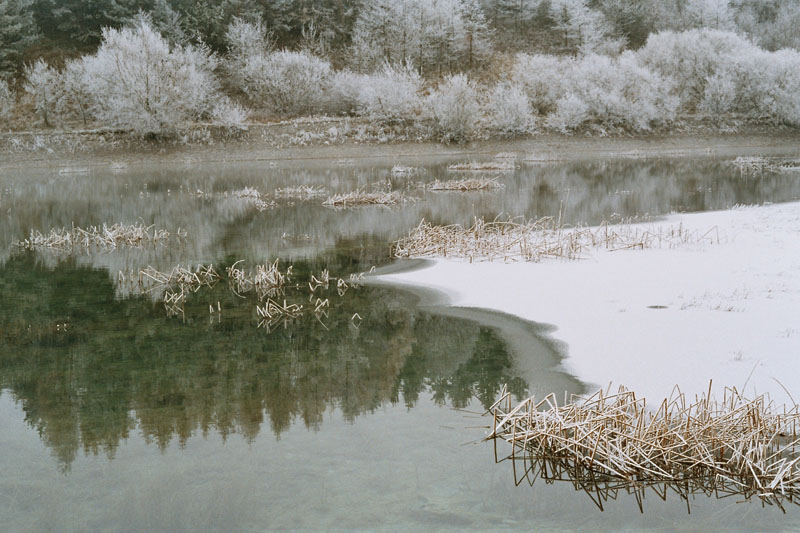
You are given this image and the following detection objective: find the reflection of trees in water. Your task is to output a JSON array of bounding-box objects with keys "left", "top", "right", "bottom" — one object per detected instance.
[
  {"left": 0, "top": 252, "right": 527, "bottom": 470},
  {"left": 3, "top": 158, "right": 798, "bottom": 268}
]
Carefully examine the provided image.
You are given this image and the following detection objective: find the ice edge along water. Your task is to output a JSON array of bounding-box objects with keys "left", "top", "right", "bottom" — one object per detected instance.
[{"left": 381, "top": 202, "right": 800, "bottom": 405}]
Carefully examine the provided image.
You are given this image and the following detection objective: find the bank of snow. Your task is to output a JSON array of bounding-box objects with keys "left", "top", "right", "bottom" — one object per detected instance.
[{"left": 380, "top": 202, "right": 800, "bottom": 404}]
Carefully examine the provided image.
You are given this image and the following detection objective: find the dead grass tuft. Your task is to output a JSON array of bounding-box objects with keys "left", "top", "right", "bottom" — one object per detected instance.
[
  {"left": 489, "top": 384, "right": 800, "bottom": 512},
  {"left": 423, "top": 176, "right": 504, "bottom": 191},
  {"left": 393, "top": 217, "right": 709, "bottom": 263},
  {"left": 322, "top": 189, "right": 410, "bottom": 207},
  {"left": 447, "top": 160, "right": 514, "bottom": 172},
  {"left": 14, "top": 222, "right": 179, "bottom": 252},
  {"left": 273, "top": 185, "right": 327, "bottom": 201}
]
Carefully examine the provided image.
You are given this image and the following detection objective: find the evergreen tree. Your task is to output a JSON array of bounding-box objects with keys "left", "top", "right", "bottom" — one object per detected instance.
[{"left": 0, "top": 0, "right": 38, "bottom": 79}]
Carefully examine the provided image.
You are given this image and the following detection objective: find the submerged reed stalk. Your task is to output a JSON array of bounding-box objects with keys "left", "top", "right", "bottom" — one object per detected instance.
[
  {"left": 488, "top": 384, "right": 800, "bottom": 512},
  {"left": 393, "top": 217, "right": 711, "bottom": 263},
  {"left": 14, "top": 222, "right": 179, "bottom": 252}
]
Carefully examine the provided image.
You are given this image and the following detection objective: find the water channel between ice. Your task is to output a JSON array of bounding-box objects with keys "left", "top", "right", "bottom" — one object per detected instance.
[{"left": 1, "top": 155, "right": 799, "bottom": 531}]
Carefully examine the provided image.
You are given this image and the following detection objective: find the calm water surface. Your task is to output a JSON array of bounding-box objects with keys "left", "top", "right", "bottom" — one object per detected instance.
[{"left": 1, "top": 155, "right": 799, "bottom": 531}]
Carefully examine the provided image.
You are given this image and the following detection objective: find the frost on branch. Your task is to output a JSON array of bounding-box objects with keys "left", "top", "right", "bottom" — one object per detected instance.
[
  {"left": 80, "top": 17, "right": 231, "bottom": 136},
  {"left": 0, "top": 78, "right": 14, "bottom": 120},
  {"left": 23, "top": 59, "right": 59, "bottom": 127},
  {"left": 487, "top": 82, "right": 534, "bottom": 136},
  {"left": 354, "top": 63, "right": 423, "bottom": 125},
  {"left": 427, "top": 74, "right": 480, "bottom": 143}
]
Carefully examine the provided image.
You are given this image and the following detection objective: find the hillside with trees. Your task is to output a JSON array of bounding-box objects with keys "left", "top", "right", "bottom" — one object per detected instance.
[{"left": 1, "top": 0, "right": 799, "bottom": 141}]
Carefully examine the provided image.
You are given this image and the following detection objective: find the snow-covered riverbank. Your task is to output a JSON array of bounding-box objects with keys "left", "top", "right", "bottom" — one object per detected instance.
[{"left": 381, "top": 202, "right": 800, "bottom": 404}]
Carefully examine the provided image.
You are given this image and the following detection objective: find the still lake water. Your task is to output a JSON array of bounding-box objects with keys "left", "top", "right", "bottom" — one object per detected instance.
[{"left": 1, "top": 156, "right": 799, "bottom": 531}]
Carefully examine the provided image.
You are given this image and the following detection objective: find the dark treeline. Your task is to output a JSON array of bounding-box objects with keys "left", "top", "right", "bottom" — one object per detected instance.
[{"left": 3, "top": 0, "right": 800, "bottom": 77}]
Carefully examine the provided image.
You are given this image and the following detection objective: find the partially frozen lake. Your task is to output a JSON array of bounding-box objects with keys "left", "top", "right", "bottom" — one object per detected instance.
[{"left": 1, "top": 155, "right": 799, "bottom": 531}]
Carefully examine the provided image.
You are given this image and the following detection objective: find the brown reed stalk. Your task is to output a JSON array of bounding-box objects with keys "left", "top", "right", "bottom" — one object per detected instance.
[
  {"left": 393, "top": 216, "right": 710, "bottom": 263},
  {"left": 322, "top": 189, "right": 410, "bottom": 207},
  {"left": 423, "top": 177, "right": 504, "bottom": 192},
  {"left": 488, "top": 384, "right": 800, "bottom": 512},
  {"left": 14, "top": 222, "right": 179, "bottom": 252}
]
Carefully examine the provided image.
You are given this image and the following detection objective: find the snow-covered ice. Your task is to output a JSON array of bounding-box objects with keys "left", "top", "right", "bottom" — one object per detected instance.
[{"left": 381, "top": 202, "right": 800, "bottom": 404}]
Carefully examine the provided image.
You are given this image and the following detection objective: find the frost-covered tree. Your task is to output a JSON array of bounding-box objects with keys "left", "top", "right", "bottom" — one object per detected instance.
[
  {"left": 0, "top": 78, "right": 14, "bottom": 119},
  {"left": 240, "top": 49, "right": 332, "bottom": 115},
  {"left": 487, "top": 81, "right": 533, "bottom": 135},
  {"left": 145, "top": 0, "right": 188, "bottom": 45},
  {"left": 1, "top": 0, "right": 37, "bottom": 79},
  {"left": 57, "top": 58, "right": 93, "bottom": 125},
  {"left": 23, "top": 59, "right": 59, "bottom": 127},
  {"left": 427, "top": 74, "right": 480, "bottom": 142},
  {"left": 226, "top": 19, "right": 331, "bottom": 116},
  {"left": 683, "top": 0, "right": 736, "bottom": 31},
  {"left": 81, "top": 18, "right": 233, "bottom": 135},
  {"left": 594, "top": 0, "right": 669, "bottom": 49},
  {"left": 636, "top": 29, "right": 755, "bottom": 113},
  {"left": 734, "top": 0, "right": 800, "bottom": 51},
  {"left": 351, "top": 0, "right": 492, "bottom": 75},
  {"left": 355, "top": 62, "right": 423, "bottom": 123},
  {"left": 549, "top": 0, "right": 624, "bottom": 55},
  {"left": 511, "top": 53, "right": 572, "bottom": 114},
  {"left": 546, "top": 51, "right": 677, "bottom": 131},
  {"left": 699, "top": 47, "right": 800, "bottom": 125}
]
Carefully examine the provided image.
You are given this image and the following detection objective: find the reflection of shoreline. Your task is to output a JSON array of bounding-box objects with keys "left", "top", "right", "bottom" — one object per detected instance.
[
  {"left": 3, "top": 132, "right": 800, "bottom": 171},
  {"left": 0, "top": 252, "right": 571, "bottom": 470}
]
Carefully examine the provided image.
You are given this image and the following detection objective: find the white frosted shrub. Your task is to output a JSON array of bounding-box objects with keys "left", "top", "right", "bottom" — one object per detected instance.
[
  {"left": 427, "top": 74, "right": 480, "bottom": 143},
  {"left": 546, "top": 93, "right": 589, "bottom": 132},
  {"left": 355, "top": 63, "right": 423, "bottom": 124},
  {"left": 82, "top": 19, "right": 227, "bottom": 135},
  {"left": 487, "top": 82, "right": 533, "bottom": 136},
  {"left": 546, "top": 53, "right": 676, "bottom": 132},
  {"left": 324, "top": 69, "right": 366, "bottom": 116},
  {"left": 226, "top": 17, "right": 271, "bottom": 63},
  {"left": 239, "top": 50, "right": 331, "bottom": 116},
  {"left": 57, "top": 58, "right": 93, "bottom": 125},
  {"left": 511, "top": 54, "right": 572, "bottom": 115},
  {"left": 699, "top": 48, "right": 800, "bottom": 125},
  {"left": 23, "top": 59, "right": 60, "bottom": 127},
  {"left": 0, "top": 79, "right": 13, "bottom": 120},
  {"left": 636, "top": 29, "right": 756, "bottom": 113},
  {"left": 766, "top": 50, "right": 800, "bottom": 126},
  {"left": 211, "top": 98, "right": 250, "bottom": 131}
]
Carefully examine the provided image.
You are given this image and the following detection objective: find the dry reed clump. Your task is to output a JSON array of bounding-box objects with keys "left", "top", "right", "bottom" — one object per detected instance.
[
  {"left": 423, "top": 177, "right": 504, "bottom": 192},
  {"left": 731, "top": 156, "right": 800, "bottom": 175},
  {"left": 391, "top": 166, "right": 419, "bottom": 176},
  {"left": 447, "top": 160, "right": 514, "bottom": 172},
  {"left": 226, "top": 259, "right": 292, "bottom": 299},
  {"left": 14, "top": 222, "right": 178, "bottom": 252},
  {"left": 322, "top": 189, "right": 410, "bottom": 208},
  {"left": 117, "top": 264, "right": 220, "bottom": 317},
  {"left": 231, "top": 187, "right": 276, "bottom": 211},
  {"left": 273, "top": 185, "right": 327, "bottom": 201},
  {"left": 488, "top": 384, "right": 800, "bottom": 512},
  {"left": 393, "top": 217, "right": 710, "bottom": 263},
  {"left": 117, "top": 260, "right": 368, "bottom": 325}
]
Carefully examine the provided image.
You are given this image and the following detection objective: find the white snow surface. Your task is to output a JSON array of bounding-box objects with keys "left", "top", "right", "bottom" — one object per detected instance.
[{"left": 381, "top": 202, "right": 800, "bottom": 404}]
